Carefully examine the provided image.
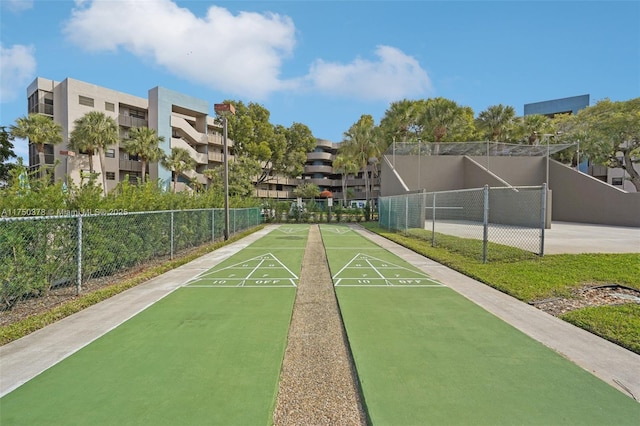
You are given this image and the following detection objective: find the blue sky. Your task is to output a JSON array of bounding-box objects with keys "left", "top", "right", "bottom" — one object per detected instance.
[{"left": 1, "top": 0, "right": 639, "bottom": 162}]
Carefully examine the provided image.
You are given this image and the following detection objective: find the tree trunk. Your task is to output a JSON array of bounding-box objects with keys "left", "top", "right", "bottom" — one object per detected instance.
[
  {"left": 37, "top": 144, "right": 46, "bottom": 179},
  {"left": 88, "top": 150, "right": 95, "bottom": 174},
  {"left": 623, "top": 150, "right": 640, "bottom": 192},
  {"left": 141, "top": 159, "right": 147, "bottom": 184},
  {"left": 97, "top": 147, "right": 107, "bottom": 196},
  {"left": 342, "top": 175, "right": 347, "bottom": 205}
]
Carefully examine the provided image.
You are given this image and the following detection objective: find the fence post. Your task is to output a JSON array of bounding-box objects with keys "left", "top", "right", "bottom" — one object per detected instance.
[
  {"left": 405, "top": 196, "right": 409, "bottom": 235},
  {"left": 431, "top": 193, "right": 436, "bottom": 247},
  {"left": 170, "top": 210, "right": 174, "bottom": 260},
  {"left": 77, "top": 214, "right": 83, "bottom": 295},
  {"left": 540, "top": 183, "right": 547, "bottom": 256},
  {"left": 482, "top": 185, "right": 489, "bottom": 264},
  {"left": 212, "top": 209, "right": 215, "bottom": 242}
]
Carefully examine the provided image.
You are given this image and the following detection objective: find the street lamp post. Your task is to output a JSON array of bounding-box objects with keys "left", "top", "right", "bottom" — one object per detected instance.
[{"left": 214, "top": 103, "right": 236, "bottom": 240}]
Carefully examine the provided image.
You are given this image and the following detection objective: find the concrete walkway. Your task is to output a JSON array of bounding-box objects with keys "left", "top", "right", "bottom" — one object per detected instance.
[{"left": 1, "top": 223, "right": 639, "bottom": 402}]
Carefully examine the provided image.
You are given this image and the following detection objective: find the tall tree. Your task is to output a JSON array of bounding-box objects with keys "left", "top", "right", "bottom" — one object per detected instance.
[
  {"left": 514, "top": 114, "right": 554, "bottom": 145},
  {"left": 222, "top": 101, "right": 315, "bottom": 186},
  {"left": 0, "top": 126, "right": 17, "bottom": 187},
  {"left": 558, "top": 98, "right": 640, "bottom": 191},
  {"left": 10, "top": 113, "right": 63, "bottom": 176},
  {"left": 420, "top": 97, "right": 469, "bottom": 142},
  {"left": 379, "top": 99, "right": 423, "bottom": 147},
  {"left": 341, "top": 115, "right": 382, "bottom": 204},
  {"left": 332, "top": 153, "right": 360, "bottom": 205},
  {"left": 120, "top": 127, "right": 165, "bottom": 184},
  {"left": 204, "top": 158, "right": 262, "bottom": 197},
  {"left": 69, "top": 111, "right": 119, "bottom": 195},
  {"left": 161, "top": 147, "right": 196, "bottom": 192},
  {"left": 293, "top": 182, "right": 320, "bottom": 199},
  {"left": 475, "top": 104, "right": 516, "bottom": 141}
]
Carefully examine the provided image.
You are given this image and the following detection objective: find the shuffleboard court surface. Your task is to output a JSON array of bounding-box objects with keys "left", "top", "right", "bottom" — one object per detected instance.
[
  {"left": 321, "top": 224, "right": 640, "bottom": 425},
  {"left": 0, "top": 225, "right": 309, "bottom": 425}
]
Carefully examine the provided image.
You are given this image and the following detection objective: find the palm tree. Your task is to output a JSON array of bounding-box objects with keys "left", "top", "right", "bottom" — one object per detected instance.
[
  {"left": 120, "top": 127, "right": 165, "bottom": 183},
  {"left": 161, "top": 147, "right": 195, "bottom": 192},
  {"left": 10, "top": 113, "right": 63, "bottom": 177},
  {"left": 69, "top": 111, "right": 119, "bottom": 194},
  {"left": 341, "top": 115, "right": 382, "bottom": 204},
  {"left": 420, "top": 97, "right": 467, "bottom": 142},
  {"left": 332, "top": 153, "right": 360, "bottom": 205},
  {"left": 520, "top": 114, "right": 552, "bottom": 145},
  {"left": 475, "top": 104, "right": 516, "bottom": 141},
  {"left": 379, "top": 99, "right": 423, "bottom": 147}
]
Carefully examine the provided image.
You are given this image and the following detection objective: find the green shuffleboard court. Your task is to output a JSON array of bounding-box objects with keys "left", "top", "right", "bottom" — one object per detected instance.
[
  {"left": 0, "top": 225, "right": 309, "bottom": 426},
  {"left": 320, "top": 224, "right": 640, "bottom": 425}
]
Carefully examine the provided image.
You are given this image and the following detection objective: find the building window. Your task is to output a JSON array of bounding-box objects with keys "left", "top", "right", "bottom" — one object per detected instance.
[
  {"left": 105, "top": 102, "right": 115, "bottom": 112},
  {"left": 79, "top": 95, "right": 94, "bottom": 107},
  {"left": 612, "top": 178, "right": 623, "bottom": 186},
  {"left": 106, "top": 172, "right": 116, "bottom": 180},
  {"left": 105, "top": 148, "right": 115, "bottom": 158}
]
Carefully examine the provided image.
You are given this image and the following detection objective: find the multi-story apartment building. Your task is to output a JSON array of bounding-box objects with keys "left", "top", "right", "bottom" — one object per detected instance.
[
  {"left": 296, "top": 138, "right": 380, "bottom": 204},
  {"left": 27, "top": 77, "right": 237, "bottom": 193},
  {"left": 25, "top": 76, "right": 379, "bottom": 200}
]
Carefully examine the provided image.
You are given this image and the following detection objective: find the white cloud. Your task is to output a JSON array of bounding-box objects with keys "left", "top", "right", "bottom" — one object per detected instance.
[
  {"left": 4, "top": 0, "right": 34, "bottom": 13},
  {"left": 0, "top": 43, "right": 36, "bottom": 103},
  {"left": 62, "top": 1, "right": 431, "bottom": 102},
  {"left": 63, "top": 0, "right": 296, "bottom": 99},
  {"left": 305, "top": 45, "right": 432, "bottom": 102}
]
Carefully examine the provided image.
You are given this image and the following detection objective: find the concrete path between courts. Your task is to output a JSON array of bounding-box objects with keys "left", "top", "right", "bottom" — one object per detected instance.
[{"left": 1, "top": 222, "right": 639, "bottom": 403}]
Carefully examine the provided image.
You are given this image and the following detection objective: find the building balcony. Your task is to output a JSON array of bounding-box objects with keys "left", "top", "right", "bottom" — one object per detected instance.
[
  {"left": 118, "top": 114, "right": 148, "bottom": 128},
  {"left": 304, "top": 165, "right": 334, "bottom": 174},
  {"left": 119, "top": 159, "right": 143, "bottom": 172},
  {"left": 29, "top": 103, "right": 54, "bottom": 116},
  {"left": 306, "top": 151, "right": 334, "bottom": 161},
  {"left": 315, "top": 139, "right": 336, "bottom": 150},
  {"left": 255, "top": 189, "right": 294, "bottom": 199}
]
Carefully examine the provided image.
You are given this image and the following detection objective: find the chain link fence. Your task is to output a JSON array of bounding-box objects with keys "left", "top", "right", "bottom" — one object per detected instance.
[
  {"left": 0, "top": 208, "right": 262, "bottom": 315},
  {"left": 379, "top": 185, "right": 547, "bottom": 262}
]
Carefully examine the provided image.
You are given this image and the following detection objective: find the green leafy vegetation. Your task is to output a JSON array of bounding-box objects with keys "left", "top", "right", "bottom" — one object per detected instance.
[
  {"left": 363, "top": 223, "right": 640, "bottom": 353},
  {"left": 0, "top": 225, "right": 264, "bottom": 345}
]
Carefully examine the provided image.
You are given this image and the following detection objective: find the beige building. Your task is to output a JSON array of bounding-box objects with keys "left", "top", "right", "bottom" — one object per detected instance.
[
  {"left": 27, "top": 77, "right": 236, "bottom": 193},
  {"left": 26, "top": 76, "right": 379, "bottom": 201}
]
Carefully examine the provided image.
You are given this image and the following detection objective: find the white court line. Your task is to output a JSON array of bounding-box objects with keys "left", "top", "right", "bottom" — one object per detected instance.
[
  {"left": 336, "top": 284, "right": 446, "bottom": 288},
  {"left": 332, "top": 253, "right": 446, "bottom": 287},
  {"left": 365, "top": 257, "right": 391, "bottom": 286}
]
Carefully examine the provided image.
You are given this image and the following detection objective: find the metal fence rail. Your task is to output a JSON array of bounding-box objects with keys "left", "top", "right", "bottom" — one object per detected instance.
[
  {"left": 379, "top": 185, "right": 547, "bottom": 262},
  {"left": 0, "top": 208, "right": 262, "bottom": 312}
]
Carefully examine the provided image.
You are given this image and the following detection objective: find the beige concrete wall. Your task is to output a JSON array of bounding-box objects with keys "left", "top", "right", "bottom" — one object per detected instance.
[
  {"left": 550, "top": 160, "right": 640, "bottom": 226},
  {"left": 466, "top": 156, "right": 546, "bottom": 186},
  {"left": 382, "top": 154, "right": 639, "bottom": 227}
]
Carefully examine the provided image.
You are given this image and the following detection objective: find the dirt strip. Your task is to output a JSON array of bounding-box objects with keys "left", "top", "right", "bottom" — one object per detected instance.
[{"left": 273, "top": 225, "right": 368, "bottom": 425}]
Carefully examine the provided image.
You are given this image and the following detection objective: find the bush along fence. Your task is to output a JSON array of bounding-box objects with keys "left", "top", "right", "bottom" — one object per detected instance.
[
  {"left": 378, "top": 185, "right": 547, "bottom": 263},
  {"left": 0, "top": 208, "right": 262, "bottom": 311},
  {"left": 260, "top": 198, "right": 378, "bottom": 223}
]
